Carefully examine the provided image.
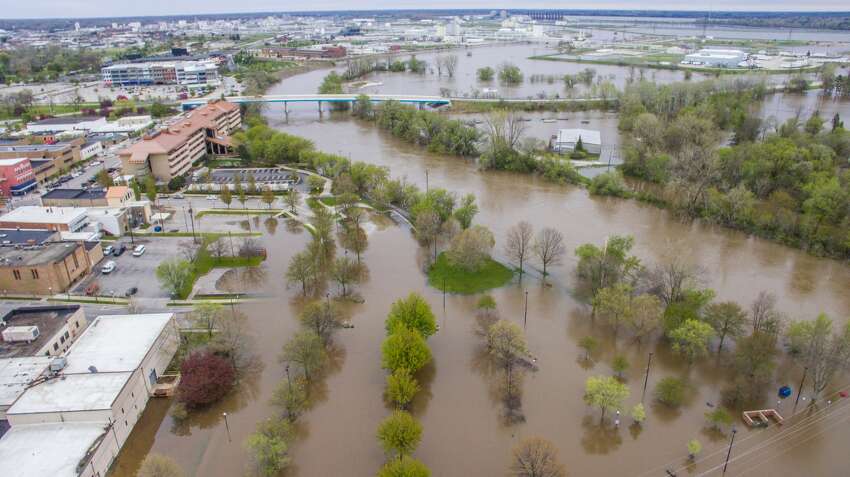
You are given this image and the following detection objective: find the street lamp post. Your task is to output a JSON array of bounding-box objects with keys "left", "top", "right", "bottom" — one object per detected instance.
[
  {"left": 222, "top": 412, "right": 231, "bottom": 443},
  {"left": 188, "top": 206, "right": 197, "bottom": 244}
]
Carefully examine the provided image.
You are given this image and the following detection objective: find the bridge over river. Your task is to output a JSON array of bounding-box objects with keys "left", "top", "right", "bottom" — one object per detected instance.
[{"left": 181, "top": 94, "right": 613, "bottom": 111}]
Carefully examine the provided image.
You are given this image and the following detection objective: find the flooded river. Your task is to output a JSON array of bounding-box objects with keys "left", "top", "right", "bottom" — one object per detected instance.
[{"left": 111, "top": 45, "right": 850, "bottom": 477}]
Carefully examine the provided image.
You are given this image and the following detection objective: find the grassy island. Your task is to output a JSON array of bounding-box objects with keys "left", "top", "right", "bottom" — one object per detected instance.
[{"left": 427, "top": 253, "right": 513, "bottom": 294}]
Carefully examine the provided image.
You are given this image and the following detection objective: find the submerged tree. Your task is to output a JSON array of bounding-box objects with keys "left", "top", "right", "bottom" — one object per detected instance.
[
  {"left": 504, "top": 221, "right": 534, "bottom": 277},
  {"left": 377, "top": 410, "right": 423, "bottom": 459},
  {"left": 509, "top": 437, "right": 567, "bottom": 477},
  {"left": 584, "top": 376, "right": 630, "bottom": 423},
  {"left": 785, "top": 314, "right": 850, "bottom": 402}
]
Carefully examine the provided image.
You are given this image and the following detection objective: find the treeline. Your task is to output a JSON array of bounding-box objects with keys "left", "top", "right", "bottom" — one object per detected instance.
[
  {"left": 616, "top": 78, "right": 850, "bottom": 258},
  {"left": 573, "top": 234, "right": 850, "bottom": 413},
  {"left": 0, "top": 46, "right": 102, "bottom": 83},
  {"left": 377, "top": 293, "right": 435, "bottom": 475},
  {"left": 358, "top": 98, "right": 479, "bottom": 156}
]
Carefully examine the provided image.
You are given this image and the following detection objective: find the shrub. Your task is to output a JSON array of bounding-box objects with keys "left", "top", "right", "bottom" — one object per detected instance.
[
  {"left": 655, "top": 377, "right": 686, "bottom": 407},
  {"left": 177, "top": 350, "right": 236, "bottom": 407},
  {"left": 588, "top": 171, "right": 630, "bottom": 198}
]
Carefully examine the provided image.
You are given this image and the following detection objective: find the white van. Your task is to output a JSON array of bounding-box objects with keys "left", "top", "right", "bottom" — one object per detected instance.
[
  {"left": 132, "top": 245, "right": 146, "bottom": 257},
  {"left": 101, "top": 261, "right": 116, "bottom": 274}
]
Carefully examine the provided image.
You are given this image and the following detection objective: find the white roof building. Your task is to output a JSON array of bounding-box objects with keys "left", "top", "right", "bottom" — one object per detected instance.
[
  {"left": 0, "top": 357, "right": 51, "bottom": 418},
  {"left": 62, "top": 313, "right": 173, "bottom": 374},
  {"left": 0, "top": 206, "right": 89, "bottom": 233},
  {"left": 0, "top": 422, "right": 111, "bottom": 477},
  {"left": 0, "top": 313, "right": 179, "bottom": 477},
  {"left": 553, "top": 129, "right": 602, "bottom": 155}
]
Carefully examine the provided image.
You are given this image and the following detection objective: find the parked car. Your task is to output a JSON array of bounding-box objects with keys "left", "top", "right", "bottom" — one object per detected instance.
[
  {"left": 103, "top": 245, "right": 114, "bottom": 255},
  {"left": 101, "top": 261, "right": 116, "bottom": 274},
  {"left": 206, "top": 195, "right": 217, "bottom": 201},
  {"left": 132, "top": 245, "right": 146, "bottom": 257},
  {"left": 172, "top": 193, "right": 184, "bottom": 199},
  {"left": 124, "top": 286, "right": 138, "bottom": 297},
  {"left": 112, "top": 243, "right": 126, "bottom": 256}
]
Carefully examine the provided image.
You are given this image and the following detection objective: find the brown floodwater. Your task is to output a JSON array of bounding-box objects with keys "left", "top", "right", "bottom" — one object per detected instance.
[{"left": 110, "top": 48, "right": 850, "bottom": 477}]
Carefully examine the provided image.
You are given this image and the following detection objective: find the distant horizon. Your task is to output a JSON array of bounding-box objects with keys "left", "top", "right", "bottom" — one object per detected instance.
[{"left": 3, "top": 5, "right": 850, "bottom": 21}]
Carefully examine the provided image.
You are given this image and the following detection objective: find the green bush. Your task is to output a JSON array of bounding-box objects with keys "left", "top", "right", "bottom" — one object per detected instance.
[{"left": 655, "top": 376, "right": 687, "bottom": 407}]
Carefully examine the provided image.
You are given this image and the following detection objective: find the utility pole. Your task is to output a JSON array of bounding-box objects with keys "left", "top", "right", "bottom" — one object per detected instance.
[
  {"left": 523, "top": 290, "right": 528, "bottom": 330},
  {"left": 794, "top": 366, "right": 809, "bottom": 412},
  {"left": 641, "top": 352, "right": 654, "bottom": 401},
  {"left": 188, "top": 206, "right": 197, "bottom": 244},
  {"left": 722, "top": 428, "right": 738, "bottom": 474},
  {"left": 425, "top": 169, "right": 429, "bottom": 193}
]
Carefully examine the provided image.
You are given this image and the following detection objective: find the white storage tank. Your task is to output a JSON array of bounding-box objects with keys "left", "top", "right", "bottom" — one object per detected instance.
[{"left": 2, "top": 325, "right": 40, "bottom": 343}]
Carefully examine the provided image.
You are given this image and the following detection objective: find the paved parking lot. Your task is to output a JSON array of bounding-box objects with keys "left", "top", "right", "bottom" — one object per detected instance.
[
  {"left": 209, "top": 167, "right": 304, "bottom": 188},
  {"left": 72, "top": 237, "right": 193, "bottom": 299}
]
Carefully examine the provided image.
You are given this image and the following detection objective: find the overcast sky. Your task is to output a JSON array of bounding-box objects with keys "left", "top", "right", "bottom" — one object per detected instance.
[{"left": 4, "top": 1, "right": 849, "bottom": 19}]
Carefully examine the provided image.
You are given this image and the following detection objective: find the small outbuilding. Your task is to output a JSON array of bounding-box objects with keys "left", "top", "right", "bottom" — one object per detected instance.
[{"left": 552, "top": 129, "right": 602, "bottom": 155}]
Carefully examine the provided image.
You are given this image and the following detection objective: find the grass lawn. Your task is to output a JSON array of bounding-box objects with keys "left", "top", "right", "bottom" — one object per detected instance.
[{"left": 427, "top": 253, "right": 514, "bottom": 294}]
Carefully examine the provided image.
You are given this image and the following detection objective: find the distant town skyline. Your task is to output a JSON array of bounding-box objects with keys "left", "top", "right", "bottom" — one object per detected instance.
[{"left": 3, "top": 1, "right": 850, "bottom": 20}]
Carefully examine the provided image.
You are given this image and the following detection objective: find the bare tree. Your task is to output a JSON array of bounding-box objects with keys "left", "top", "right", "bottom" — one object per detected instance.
[
  {"left": 505, "top": 221, "right": 534, "bottom": 277},
  {"left": 484, "top": 111, "right": 527, "bottom": 151},
  {"left": 532, "top": 228, "right": 565, "bottom": 277},
  {"left": 434, "top": 56, "right": 444, "bottom": 76},
  {"left": 509, "top": 437, "right": 567, "bottom": 477},
  {"left": 643, "top": 257, "right": 704, "bottom": 306},
  {"left": 178, "top": 241, "right": 200, "bottom": 262},
  {"left": 444, "top": 54, "right": 459, "bottom": 77},
  {"left": 209, "top": 238, "right": 228, "bottom": 259},
  {"left": 750, "top": 291, "right": 785, "bottom": 336}
]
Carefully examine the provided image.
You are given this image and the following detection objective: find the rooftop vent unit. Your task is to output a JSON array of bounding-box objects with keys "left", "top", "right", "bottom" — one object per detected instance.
[
  {"left": 2, "top": 325, "right": 40, "bottom": 343},
  {"left": 50, "top": 356, "right": 67, "bottom": 372}
]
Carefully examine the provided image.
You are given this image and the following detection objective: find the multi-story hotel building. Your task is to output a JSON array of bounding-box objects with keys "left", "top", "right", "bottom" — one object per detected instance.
[{"left": 118, "top": 100, "right": 240, "bottom": 182}]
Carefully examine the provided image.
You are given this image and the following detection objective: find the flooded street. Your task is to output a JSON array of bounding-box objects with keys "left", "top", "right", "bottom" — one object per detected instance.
[{"left": 112, "top": 44, "right": 850, "bottom": 477}]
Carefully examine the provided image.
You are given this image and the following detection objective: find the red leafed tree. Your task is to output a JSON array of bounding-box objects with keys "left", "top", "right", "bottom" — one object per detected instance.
[{"left": 177, "top": 350, "right": 235, "bottom": 407}]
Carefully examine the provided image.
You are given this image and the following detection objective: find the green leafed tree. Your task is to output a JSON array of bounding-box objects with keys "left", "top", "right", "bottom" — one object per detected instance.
[
  {"left": 376, "top": 410, "right": 423, "bottom": 459},
  {"left": 279, "top": 330, "right": 327, "bottom": 382},
  {"left": 386, "top": 293, "right": 437, "bottom": 338},
  {"left": 377, "top": 456, "right": 430, "bottom": 477},
  {"left": 704, "top": 301, "right": 748, "bottom": 352},
  {"left": 381, "top": 326, "right": 432, "bottom": 374},
  {"left": 584, "top": 375, "right": 630, "bottom": 423},
  {"left": 386, "top": 368, "right": 420, "bottom": 410},
  {"left": 669, "top": 319, "right": 716, "bottom": 364},
  {"left": 155, "top": 259, "right": 193, "bottom": 298}
]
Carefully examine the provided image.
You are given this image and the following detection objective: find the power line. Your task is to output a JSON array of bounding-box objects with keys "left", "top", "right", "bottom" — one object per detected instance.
[{"left": 633, "top": 382, "right": 850, "bottom": 477}]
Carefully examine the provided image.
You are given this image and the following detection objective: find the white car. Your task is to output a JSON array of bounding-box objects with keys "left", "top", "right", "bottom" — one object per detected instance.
[
  {"left": 132, "top": 245, "right": 146, "bottom": 257},
  {"left": 101, "top": 261, "right": 116, "bottom": 274},
  {"left": 206, "top": 195, "right": 217, "bottom": 201}
]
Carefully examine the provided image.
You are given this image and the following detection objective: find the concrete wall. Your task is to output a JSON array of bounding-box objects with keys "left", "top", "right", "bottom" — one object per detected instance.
[{"left": 0, "top": 244, "right": 90, "bottom": 295}]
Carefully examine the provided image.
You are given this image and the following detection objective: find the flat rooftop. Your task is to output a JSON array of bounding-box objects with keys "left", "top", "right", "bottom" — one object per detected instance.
[
  {"left": 556, "top": 128, "right": 602, "bottom": 145},
  {"left": 0, "top": 242, "right": 81, "bottom": 269},
  {"left": 0, "top": 228, "right": 57, "bottom": 245},
  {"left": 0, "top": 143, "right": 72, "bottom": 153},
  {"left": 29, "top": 116, "right": 103, "bottom": 126},
  {"left": 0, "top": 357, "right": 52, "bottom": 408},
  {"left": 0, "top": 206, "right": 88, "bottom": 225},
  {"left": 0, "top": 422, "right": 108, "bottom": 477},
  {"left": 0, "top": 158, "right": 29, "bottom": 167},
  {"left": 41, "top": 188, "right": 107, "bottom": 201},
  {"left": 6, "top": 372, "right": 131, "bottom": 414},
  {"left": 63, "top": 313, "right": 173, "bottom": 374},
  {"left": 0, "top": 306, "right": 82, "bottom": 359}
]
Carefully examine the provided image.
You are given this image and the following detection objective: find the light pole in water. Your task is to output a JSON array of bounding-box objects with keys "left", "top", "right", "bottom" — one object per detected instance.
[
  {"left": 523, "top": 290, "right": 528, "bottom": 330},
  {"left": 641, "top": 352, "right": 653, "bottom": 401},
  {"left": 222, "top": 412, "right": 231, "bottom": 443}
]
